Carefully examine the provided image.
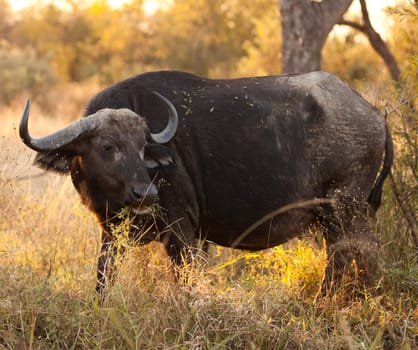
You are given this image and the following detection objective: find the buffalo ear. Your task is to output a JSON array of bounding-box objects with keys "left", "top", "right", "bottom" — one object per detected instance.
[
  {"left": 34, "top": 150, "right": 75, "bottom": 174},
  {"left": 143, "top": 144, "right": 174, "bottom": 169}
]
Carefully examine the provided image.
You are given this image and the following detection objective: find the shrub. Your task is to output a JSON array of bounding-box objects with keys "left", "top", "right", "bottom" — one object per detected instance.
[{"left": 0, "top": 48, "right": 56, "bottom": 105}]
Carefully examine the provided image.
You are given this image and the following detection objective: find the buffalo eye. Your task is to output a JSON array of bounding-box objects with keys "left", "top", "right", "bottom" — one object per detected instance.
[{"left": 103, "top": 144, "right": 113, "bottom": 152}]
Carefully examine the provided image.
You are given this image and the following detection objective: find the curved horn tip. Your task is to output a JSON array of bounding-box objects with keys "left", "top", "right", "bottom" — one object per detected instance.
[
  {"left": 19, "top": 98, "right": 32, "bottom": 144},
  {"left": 22, "top": 98, "right": 31, "bottom": 117},
  {"left": 150, "top": 91, "right": 179, "bottom": 144}
]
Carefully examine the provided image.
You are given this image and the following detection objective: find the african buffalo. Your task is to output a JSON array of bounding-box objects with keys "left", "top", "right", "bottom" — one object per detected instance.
[{"left": 20, "top": 70, "right": 393, "bottom": 294}]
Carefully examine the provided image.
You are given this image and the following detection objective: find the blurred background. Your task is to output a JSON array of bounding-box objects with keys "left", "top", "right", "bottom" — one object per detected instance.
[{"left": 0, "top": 0, "right": 415, "bottom": 115}]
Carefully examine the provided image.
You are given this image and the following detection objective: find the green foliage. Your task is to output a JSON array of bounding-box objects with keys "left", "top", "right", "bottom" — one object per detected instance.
[
  {"left": 387, "top": 2, "right": 418, "bottom": 73},
  {"left": 0, "top": 48, "right": 56, "bottom": 104},
  {"left": 236, "top": 3, "right": 282, "bottom": 76},
  {"left": 11, "top": 1, "right": 149, "bottom": 84},
  {"left": 323, "top": 30, "right": 390, "bottom": 88},
  {"left": 3, "top": 0, "right": 281, "bottom": 88},
  {"left": 0, "top": 0, "right": 12, "bottom": 38},
  {"left": 1, "top": 0, "right": 416, "bottom": 105},
  {"left": 146, "top": 0, "right": 276, "bottom": 77}
]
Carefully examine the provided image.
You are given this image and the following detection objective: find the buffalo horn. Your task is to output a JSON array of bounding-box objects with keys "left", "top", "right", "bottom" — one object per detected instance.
[
  {"left": 150, "top": 91, "right": 179, "bottom": 144},
  {"left": 19, "top": 98, "right": 104, "bottom": 152}
]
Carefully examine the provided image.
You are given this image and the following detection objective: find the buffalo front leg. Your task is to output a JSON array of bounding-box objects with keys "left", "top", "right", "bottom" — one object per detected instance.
[
  {"left": 95, "top": 231, "right": 125, "bottom": 295},
  {"left": 163, "top": 229, "right": 195, "bottom": 266},
  {"left": 162, "top": 217, "right": 197, "bottom": 284}
]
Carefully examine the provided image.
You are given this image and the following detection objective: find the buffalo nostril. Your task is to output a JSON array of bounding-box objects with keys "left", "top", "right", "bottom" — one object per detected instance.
[{"left": 132, "top": 184, "right": 158, "bottom": 206}]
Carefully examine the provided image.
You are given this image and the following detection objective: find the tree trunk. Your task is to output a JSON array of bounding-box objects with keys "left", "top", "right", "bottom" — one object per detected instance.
[{"left": 279, "top": 0, "right": 353, "bottom": 74}]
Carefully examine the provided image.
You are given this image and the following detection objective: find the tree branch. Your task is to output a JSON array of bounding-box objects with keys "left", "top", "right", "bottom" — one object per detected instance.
[
  {"left": 339, "top": 0, "right": 401, "bottom": 81},
  {"left": 337, "top": 19, "right": 365, "bottom": 32}
]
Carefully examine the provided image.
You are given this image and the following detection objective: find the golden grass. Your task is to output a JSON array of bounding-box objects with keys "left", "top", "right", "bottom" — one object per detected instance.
[{"left": 0, "top": 98, "right": 417, "bottom": 349}]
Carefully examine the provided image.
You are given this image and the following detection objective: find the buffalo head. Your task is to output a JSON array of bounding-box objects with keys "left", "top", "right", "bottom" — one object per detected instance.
[{"left": 19, "top": 92, "right": 178, "bottom": 217}]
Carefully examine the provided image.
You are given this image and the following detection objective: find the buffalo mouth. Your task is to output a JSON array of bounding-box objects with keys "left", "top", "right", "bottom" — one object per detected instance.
[
  {"left": 111, "top": 205, "right": 159, "bottom": 245},
  {"left": 131, "top": 205, "right": 153, "bottom": 216},
  {"left": 129, "top": 203, "right": 159, "bottom": 217}
]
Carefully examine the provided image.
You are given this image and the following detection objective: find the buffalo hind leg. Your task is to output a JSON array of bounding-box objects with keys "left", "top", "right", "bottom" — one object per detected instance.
[{"left": 318, "top": 196, "right": 379, "bottom": 297}]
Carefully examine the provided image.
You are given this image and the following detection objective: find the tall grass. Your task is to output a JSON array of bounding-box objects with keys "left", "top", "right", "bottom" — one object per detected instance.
[{"left": 0, "top": 81, "right": 417, "bottom": 349}]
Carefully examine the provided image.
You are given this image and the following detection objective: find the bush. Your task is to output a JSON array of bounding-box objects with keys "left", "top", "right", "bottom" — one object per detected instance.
[{"left": 0, "top": 48, "right": 56, "bottom": 105}]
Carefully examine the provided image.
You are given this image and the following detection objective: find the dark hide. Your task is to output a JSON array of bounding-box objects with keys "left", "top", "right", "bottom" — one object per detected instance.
[{"left": 27, "top": 71, "right": 393, "bottom": 294}]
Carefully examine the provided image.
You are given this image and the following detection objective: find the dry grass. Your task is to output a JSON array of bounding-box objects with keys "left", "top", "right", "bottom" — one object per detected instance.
[{"left": 0, "top": 92, "right": 417, "bottom": 349}]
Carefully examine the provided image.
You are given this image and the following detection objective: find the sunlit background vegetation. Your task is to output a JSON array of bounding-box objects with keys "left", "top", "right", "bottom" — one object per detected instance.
[
  {"left": 0, "top": 0, "right": 417, "bottom": 348},
  {"left": 0, "top": 0, "right": 415, "bottom": 105}
]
